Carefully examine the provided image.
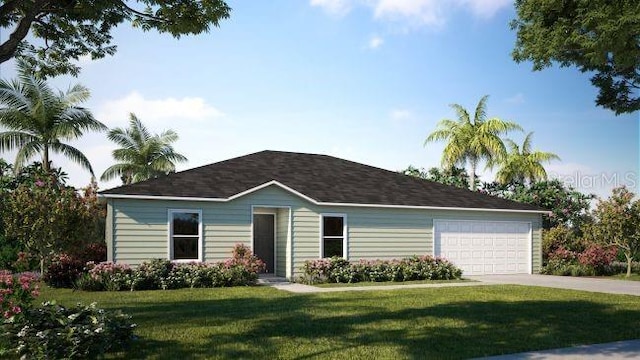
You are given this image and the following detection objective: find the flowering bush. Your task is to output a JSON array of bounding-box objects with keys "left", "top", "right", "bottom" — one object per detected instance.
[
  {"left": 75, "top": 244, "right": 265, "bottom": 291},
  {"left": 226, "top": 243, "right": 266, "bottom": 273},
  {"left": 300, "top": 255, "right": 463, "bottom": 284},
  {"left": 3, "top": 301, "right": 136, "bottom": 360},
  {"left": 542, "top": 244, "right": 617, "bottom": 276},
  {"left": 44, "top": 242, "right": 108, "bottom": 288},
  {"left": 578, "top": 244, "right": 617, "bottom": 274},
  {"left": 0, "top": 271, "right": 39, "bottom": 320}
]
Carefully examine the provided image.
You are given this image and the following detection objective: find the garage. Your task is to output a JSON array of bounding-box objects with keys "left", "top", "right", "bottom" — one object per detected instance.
[{"left": 434, "top": 220, "right": 531, "bottom": 275}]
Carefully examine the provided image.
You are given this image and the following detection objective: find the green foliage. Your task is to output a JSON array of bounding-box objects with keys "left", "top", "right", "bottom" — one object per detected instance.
[
  {"left": 101, "top": 113, "right": 187, "bottom": 184},
  {"left": 481, "top": 180, "right": 594, "bottom": 230},
  {"left": 76, "top": 258, "right": 262, "bottom": 291},
  {"left": 542, "top": 226, "right": 584, "bottom": 263},
  {"left": 0, "top": 176, "right": 105, "bottom": 272},
  {"left": 511, "top": 0, "right": 640, "bottom": 114},
  {"left": 71, "top": 245, "right": 265, "bottom": 291},
  {"left": 300, "top": 256, "right": 463, "bottom": 284},
  {"left": 401, "top": 165, "right": 474, "bottom": 189},
  {"left": 2, "top": 301, "right": 136, "bottom": 360},
  {"left": 0, "top": 1, "right": 231, "bottom": 78},
  {"left": 0, "top": 271, "right": 40, "bottom": 321},
  {"left": 44, "top": 243, "right": 107, "bottom": 288},
  {"left": 494, "top": 132, "right": 560, "bottom": 184},
  {"left": 425, "top": 95, "right": 522, "bottom": 190},
  {"left": 588, "top": 186, "right": 640, "bottom": 277},
  {"left": 0, "top": 63, "right": 107, "bottom": 174}
]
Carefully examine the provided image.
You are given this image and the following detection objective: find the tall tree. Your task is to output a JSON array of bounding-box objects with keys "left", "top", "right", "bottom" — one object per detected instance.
[
  {"left": 0, "top": 1, "right": 231, "bottom": 78},
  {"left": 495, "top": 132, "right": 560, "bottom": 184},
  {"left": 589, "top": 186, "right": 640, "bottom": 277},
  {"left": 425, "top": 95, "right": 522, "bottom": 190},
  {"left": 511, "top": 0, "right": 640, "bottom": 115},
  {"left": 0, "top": 62, "right": 106, "bottom": 174},
  {"left": 101, "top": 113, "right": 187, "bottom": 185}
]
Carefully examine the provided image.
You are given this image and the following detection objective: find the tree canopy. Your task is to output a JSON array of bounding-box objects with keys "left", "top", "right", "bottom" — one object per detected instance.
[
  {"left": 0, "top": 62, "right": 106, "bottom": 174},
  {"left": 494, "top": 132, "right": 560, "bottom": 185},
  {"left": 511, "top": 0, "right": 640, "bottom": 114},
  {"left": 425, "top": 95, "right": 522, "bottom": 190},
  {"left": 101, "top": 113, "right": 187, "bottom": 184},
  {"left": 0, "top": 0, "right": 231, "bottom": 77}
]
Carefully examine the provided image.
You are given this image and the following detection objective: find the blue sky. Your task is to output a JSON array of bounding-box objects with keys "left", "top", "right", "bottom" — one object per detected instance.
[{"left": 0, "top": 0, "right": 637, "bottom": 198}]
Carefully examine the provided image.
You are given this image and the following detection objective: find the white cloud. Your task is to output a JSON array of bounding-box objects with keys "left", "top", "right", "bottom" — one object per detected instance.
[
  {"left": 390, "top": 109, "right": 412, "bottom": 121},
  {"left": 310, "top": 0, "right": 352, "bottom": 16},
  {"left": 374, "top": 0, "right": 446, "bottom": 27},
  {"left": 506, "top": 93, "right": 525, "bottom": 105},
  {"left": 310, "top": 0, "right": 511, "bottom": 28},
  {"left": 367, "top": 35, "right": 384, "bottom": 49},
  {"left": 96, "top": 91, "right": 224, "bottom": 127},
  {"left": 460, "top": 0, "right": 513, "bottom": 18}
]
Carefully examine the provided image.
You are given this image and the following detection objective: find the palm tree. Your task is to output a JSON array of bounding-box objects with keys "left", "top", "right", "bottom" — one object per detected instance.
[
  {"left": 495, "top": 132, "right": 560, "bottom": 184},
  {"left": 0, "top": 62, "right": 107, "bottom": 174},
  {"left": 425, "top": 95, "right": 522, "bottom": 190},
  {"left": 101, "top": 113, "right": 187, "bottom": 185}
]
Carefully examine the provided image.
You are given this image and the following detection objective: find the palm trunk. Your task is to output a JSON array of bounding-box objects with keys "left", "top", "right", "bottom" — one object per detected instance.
[
  {"left": 469, "top": 160, "right": 477, "bottom": 191},
  {"left": 43, "top": 146, "right": 49, "bottom": 172}
]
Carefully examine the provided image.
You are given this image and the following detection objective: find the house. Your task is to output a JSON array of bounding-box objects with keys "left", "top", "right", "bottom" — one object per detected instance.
[{"left": 99, "top": 150, "right": 547, "bottom": 278}]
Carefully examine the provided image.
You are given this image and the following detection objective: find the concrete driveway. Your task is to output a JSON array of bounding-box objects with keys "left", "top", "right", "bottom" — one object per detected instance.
[{"left": 471, "top": 274, "right": 640, "bottom": 296}]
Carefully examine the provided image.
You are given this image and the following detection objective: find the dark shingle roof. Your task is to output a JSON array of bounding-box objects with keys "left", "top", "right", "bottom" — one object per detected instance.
[{"left": 100, "top": 150, "right": 544, "bottom": 212}]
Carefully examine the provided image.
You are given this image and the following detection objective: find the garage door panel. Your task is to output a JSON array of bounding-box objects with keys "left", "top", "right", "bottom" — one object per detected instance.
[{"left": 434, "top": 220, "right": 530, "bottom": 275}]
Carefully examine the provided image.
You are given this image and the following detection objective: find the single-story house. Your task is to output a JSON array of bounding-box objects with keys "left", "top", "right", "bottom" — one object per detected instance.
[{"left": 99, "top": 150, "right": 547, "bottom": 278}]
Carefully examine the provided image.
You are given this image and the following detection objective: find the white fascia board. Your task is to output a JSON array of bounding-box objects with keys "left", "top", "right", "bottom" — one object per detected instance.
[{"left": 98, "top": 180, "right": 550, "bottom": 215}]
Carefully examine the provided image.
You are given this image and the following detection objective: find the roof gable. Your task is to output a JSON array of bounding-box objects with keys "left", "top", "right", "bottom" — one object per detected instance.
[{"left": 99, "top": 150, "right": 546, "bottom": 213}]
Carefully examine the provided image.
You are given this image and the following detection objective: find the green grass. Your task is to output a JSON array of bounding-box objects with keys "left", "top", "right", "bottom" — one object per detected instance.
[
  {"left": 607, "top": 273, "right": 640, "bottom": 281},
  {"left": 315, "top": 279, "right": 474, "bottom": 287},
  {"left": 38, "top": 285, "right": 640, "bottom": 359}
]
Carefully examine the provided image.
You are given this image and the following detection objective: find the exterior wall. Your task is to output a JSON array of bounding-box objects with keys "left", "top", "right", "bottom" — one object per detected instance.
[
  {"left": 275, "top": 208, "right": 289, "bottom": 277},
  {"left": 107, "top": 184, "right": 543, "bottom": 276}
]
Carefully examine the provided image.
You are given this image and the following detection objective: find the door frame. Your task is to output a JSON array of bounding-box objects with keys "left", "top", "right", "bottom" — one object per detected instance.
[{"left": 251, "top": 207, "right": 277, "bottom": 274}]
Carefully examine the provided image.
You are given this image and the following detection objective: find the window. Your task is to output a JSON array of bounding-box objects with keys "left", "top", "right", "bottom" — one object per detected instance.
[
  {"left": 321, "top": 214, "right": 346, "bottom": 258},
  {"left": 169, "top": 210, "right": 202, "bottom": 261}
]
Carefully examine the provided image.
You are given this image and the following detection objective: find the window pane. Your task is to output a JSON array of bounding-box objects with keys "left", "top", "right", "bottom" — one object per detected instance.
[
  {"left": 323, "top": 238, "right": 343, "bottom": 258},
  {"left": 323, "top": 216, "right": 343, "bottom": 236},
  {"left": 173, "top": 213, "right": 199, "bottom": 235},
  {"left": 173, "top": 237, "right": 198, "bottom": 259}
]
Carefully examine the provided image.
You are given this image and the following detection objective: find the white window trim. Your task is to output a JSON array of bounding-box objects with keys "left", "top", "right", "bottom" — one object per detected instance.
[
  {"left": 319, "top": 213, "right": 348, "bottom": 259},
  {"left": 168, "top": 209, "right": 203, "bottom": 262}
]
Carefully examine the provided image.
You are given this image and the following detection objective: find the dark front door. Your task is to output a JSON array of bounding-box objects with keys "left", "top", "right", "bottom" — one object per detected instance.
[{"left": 253, "top": 214, "right": 275, "bottom": 273}]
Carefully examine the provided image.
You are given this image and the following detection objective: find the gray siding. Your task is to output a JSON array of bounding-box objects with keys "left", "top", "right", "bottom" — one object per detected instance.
[
  {"left": 108, "top": 184, "right": 543, "bottom": 275},
  {"left": 276, "top": 208, "right": 289, "bottom": 277}
]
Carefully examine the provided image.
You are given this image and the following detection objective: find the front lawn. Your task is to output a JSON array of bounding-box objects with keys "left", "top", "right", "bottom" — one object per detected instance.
[
  {"left": 315, "top": 279, "right": 473, "bottom": 287},
  {"left": 39, "top": 285, "right": 640, "bottom": 359},
  {"left": 607, "top": 274, "right": 640, "bottom": 281}
]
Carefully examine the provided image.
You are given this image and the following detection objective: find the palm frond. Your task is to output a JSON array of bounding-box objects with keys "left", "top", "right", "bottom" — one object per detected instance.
[{"left": 50, "top": 142, "right": 94, "bottom": 175}]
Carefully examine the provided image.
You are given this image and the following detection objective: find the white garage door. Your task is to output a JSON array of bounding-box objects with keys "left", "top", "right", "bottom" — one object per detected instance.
[{"left": 434, "top": 220, "right": 531, "bottom": 275}]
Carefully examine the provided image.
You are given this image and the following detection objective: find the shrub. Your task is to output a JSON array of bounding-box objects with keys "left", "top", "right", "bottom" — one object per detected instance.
[
  {"left": 542, "top": 226, "right": 584, "bottom": 263},
  {"left": 81, "top": 262, "right": 133, "bottom": 291},
  {"left": 0, "top": 270, "right": 39, "bottom": 320},
  {"left": 578, "top": 244, "right": 617, "bottom": 275},
  {"left": 75, "top": 244, "right": 265, "bottom": 292},
  {"left": 131, "top": 259, "right": 174, "bottom": 290},
  {"left": 299, "top": 256, "right": 463, "bottom": 284},
  {"left": 43, "top": 253, "right": 84, "bottom": 288},
  {"left": 44, "top": 242, "right": 109, "bottom": 289},
  {"left": 226, "top": 243, "right": 266, "bottom": 273},
  {"left": 3, "top": 301, "right": 136, "bottom": 360}
]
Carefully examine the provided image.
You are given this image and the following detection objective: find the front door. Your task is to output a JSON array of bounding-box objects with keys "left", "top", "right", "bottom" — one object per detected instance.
[{"left": 253, "top": 214, "right": 275, "bottom": 273}]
